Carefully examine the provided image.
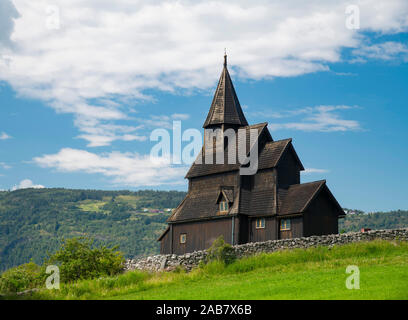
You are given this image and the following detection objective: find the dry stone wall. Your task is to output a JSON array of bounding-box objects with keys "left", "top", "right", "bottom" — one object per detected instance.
[{"left": 124, "top": 228, "right": 408, "bottom": 273}]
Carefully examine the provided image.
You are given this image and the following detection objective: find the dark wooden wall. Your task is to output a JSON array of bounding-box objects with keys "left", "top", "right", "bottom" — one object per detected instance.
[
  {"left": 278, "top": 217, "right": 303, "bottom": 239},
  {"left": 160, "top": 229, "right": 171, "bottom": 254},
  {"left": 238, "top": 215, "right": 249, "bottom": 244},
  {"left": 303, "top": 188, "right": 339, "bottom": 236},
  {"left": 253, "top": 168, "right": 275, "bottom": 190},
  {"left": 170, "top": 217, "right": 233, "bottom": 255},
  {"left": 189, "top": 170, "right": 238, "bottom": 193},
  {"left": 277, "top": 147, "right": 300, "bottom": 188},
  {"left": 249, "top": 216, "right": 277, "bottom": 242}
]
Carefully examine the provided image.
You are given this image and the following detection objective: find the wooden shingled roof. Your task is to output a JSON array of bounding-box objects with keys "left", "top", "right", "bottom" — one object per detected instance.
[
  {"left": 203, "top": 55, "right": 248, "bottom": 128},
  {"left": 168, "top": 188, "right": 240, "bottom": 222},
  {"left": 278, "top": 180, "right": 326, "bottom": 215},
  {"left": 278, "top": 180, "right": 345, "bottom": 216},
  {"left": 258, "top": 139, "right": 304, "bottom": 171},
  {"left": 185, "top": 135, "right": 303, "bottom": 179},
  {"left": 221, "top": 188, "right": 234, "bottom": 203},
  {"left": 185, "top": 122, "right": 270, "bottom": 178},
  {"left": 186, "top": 121, "right": 304, "bottom": 178},
  {"left": 238, "top": 188, "right": 277, "bottom": 216},
  {"left": 168, "top": 180, "right": 342, "bottom": 223}
]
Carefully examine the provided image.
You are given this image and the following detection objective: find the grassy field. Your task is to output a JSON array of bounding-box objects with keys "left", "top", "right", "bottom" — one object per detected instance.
[
  {"left": 22, "top": 240, "right": 408, "bottom": 300},
  {"left": 77, "top": 200, "right": 109, "bottom": 213}
]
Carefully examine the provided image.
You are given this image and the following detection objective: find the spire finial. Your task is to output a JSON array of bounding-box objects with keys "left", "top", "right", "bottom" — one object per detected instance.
[{"left": 224, "top": 49, "right": 227, "bottom": 67}]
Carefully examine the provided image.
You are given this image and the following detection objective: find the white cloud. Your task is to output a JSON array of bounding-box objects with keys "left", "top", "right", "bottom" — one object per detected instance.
[
  {"left": 75, "top": 120, "right": 147, "bottom": 147},
  {"left": 12, "top": 179, "right": 45, "bottom": 191},
  {"left": 0, "top": 162, "right": 12, "bottom": 169},
  {"left": 303, "top": 168, "right": 329, "bottom": 175},
  {"left": 267, "top": 105, "right": 361, "bottom": 132},
  {"left": 0, "top": 0, "right": 19, "bottom": 50},
  {"left": 0, "top": 0, "right": 407, "bottom": 146},
  {"left": 352, "top": 41, "right": 408, "bottom": 62},
  {"left": 333, "top": 71, "right": 357, "bottom": 76},
  {"left": 0, "top": 132, "right": 12, "bottom": 140},
  {"left": 33, "top": 148, "right": 188, "bottom": 187}
]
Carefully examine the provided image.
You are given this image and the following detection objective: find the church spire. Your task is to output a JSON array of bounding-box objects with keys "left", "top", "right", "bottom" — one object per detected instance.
[{"left": 203, "top": 54, "right": 248, "bottom": 129}]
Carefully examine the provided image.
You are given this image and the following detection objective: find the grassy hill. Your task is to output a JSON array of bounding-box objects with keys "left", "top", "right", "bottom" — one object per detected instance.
[
  {"left": 0, "top": 188, "right": 185, "bottom": 271},
  {"left": 25, "top": 240, "right": 408, "bottom": 300},
  {"left": 0, "top": 188, "right": 407, "bottom": 272}
]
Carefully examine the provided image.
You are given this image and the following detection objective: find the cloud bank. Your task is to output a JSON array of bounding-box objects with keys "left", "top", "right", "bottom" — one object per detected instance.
[
  {"left": 0, "top": 0, "right": 407, "bottom": 146},
  {"left": 33, "top": 148, "right": 188, "bottom": 187},
  {"left": 0, "top": 0, "right": 19, "bottom": 50},
  {"left": 260, "top": 105, "right": 362, "bottom": 132}
]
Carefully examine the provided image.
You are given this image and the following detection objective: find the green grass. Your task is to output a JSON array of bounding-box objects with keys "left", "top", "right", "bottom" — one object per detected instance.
[
  {"left": 19, "top": 240, "right": 408, "bottom": 300},
  {"left": 77, "top": 200, "right": 108, "bottom": 213},
  {"left": 115, "top": 195, "right": 142, "bottom": 208}
]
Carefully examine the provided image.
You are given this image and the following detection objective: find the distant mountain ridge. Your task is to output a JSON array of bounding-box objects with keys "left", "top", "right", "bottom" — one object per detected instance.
[{"left": 0, "top": 188, "right": 407, "bottom": 271}]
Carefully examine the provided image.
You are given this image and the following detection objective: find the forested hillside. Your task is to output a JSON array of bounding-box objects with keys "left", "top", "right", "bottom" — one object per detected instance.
[
  {"left": 339, "top": 210, "right": 408, "bottom": 232},
  {"left": 0, "top": 188, "right": 407, "bottom": 271},
  {"left": 0, "top": 189, "right": 185, "bottom": 271}
]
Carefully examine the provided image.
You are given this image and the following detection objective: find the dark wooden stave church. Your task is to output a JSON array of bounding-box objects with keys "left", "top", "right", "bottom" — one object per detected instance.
[{"left": 159, "top": 55, "right": 345, "bottom": 254}]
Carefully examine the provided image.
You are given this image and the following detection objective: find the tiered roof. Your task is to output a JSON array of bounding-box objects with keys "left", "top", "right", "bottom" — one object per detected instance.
[
  {"left": 167, "top": 56, "right": 340, "bottom": 223},
  {"left": 203, "top": 55, "right": 248, "bottom": 128}
]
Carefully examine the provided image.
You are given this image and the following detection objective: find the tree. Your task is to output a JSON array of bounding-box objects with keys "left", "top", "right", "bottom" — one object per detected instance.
[{"left": 45, "top": 237, "right": 125, "bottom": 282}]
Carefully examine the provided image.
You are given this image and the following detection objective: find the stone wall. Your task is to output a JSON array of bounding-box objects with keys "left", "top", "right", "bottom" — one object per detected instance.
[{"left": 124, "top": 228, "right": 408, "bottom": 273}]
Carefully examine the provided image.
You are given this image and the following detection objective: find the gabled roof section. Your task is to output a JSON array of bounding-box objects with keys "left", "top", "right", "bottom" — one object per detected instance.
[
  {"left": 185, "top": 122, "right": 271, "bottom": 179},
  {"left": 203, "top": 55, "right": 248, "bottom": 128},
  {"left": 167, "top": 187, "right": 240, "bottom": 222},
  {"left": 258, "top": 138, "right": 302, "bottom": 170},
  {"left": 216, "top": 187, "right": 234, "bottom": 203},
  {"left": 278, "top": 180, "right": 325, "bottom": 215},
  {"left": 271, "top": 140, "right": 305, "bottom": 171},
  {"left": 277, "top": 180, "right": 344, "bottom": 216}
]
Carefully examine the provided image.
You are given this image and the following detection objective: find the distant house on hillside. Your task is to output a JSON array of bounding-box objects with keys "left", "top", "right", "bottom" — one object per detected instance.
[{"left": 158, "top": 55, "right": 345, "bottom": 255}]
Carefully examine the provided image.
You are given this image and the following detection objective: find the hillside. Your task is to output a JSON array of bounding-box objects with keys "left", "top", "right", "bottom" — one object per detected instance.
[
  {"left": 1, "top": 188, "right": 407, "bottom": 271},
  {"left": 26, "top": 240, "right": 408, "bottom": 300},
  {"left": 339, "top": 210, "right": 408, "bottom": 232},
  {"left": 0, "top": 189, "right": 185, "bottom": 271}
]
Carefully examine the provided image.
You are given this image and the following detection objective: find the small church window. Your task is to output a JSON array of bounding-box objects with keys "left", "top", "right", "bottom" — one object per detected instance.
[
  {"left": 180, "top": 233, "right": 186, "bottom": 244},
  {"left": 255, "top": 218, "right": 265, "bottom": 229},
  {"left": 219, "top": 201, "right": 229, "bottom": 212},
  {"left": 280, "top": 219, "right": 291, "bottom": 231}
]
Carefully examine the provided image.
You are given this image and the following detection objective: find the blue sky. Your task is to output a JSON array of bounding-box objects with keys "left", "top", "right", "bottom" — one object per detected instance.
[{"left": 0, "top": 0, "right": 408, "bottom": 212}]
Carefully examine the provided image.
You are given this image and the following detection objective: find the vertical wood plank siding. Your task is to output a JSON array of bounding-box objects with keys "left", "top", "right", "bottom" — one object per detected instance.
[
  {"left": 277, "top": 148, "right": 301, "bottom": 188},
  {"left": 303, "top": 189, "right": 339, "bottom": 236},
  {"left": 249, "top": 217, "right": 277, "bottom": 242},
  {"left": 189, "top": 171, "right": 238, "bottom": 193},
  {"left": 279, "top": 217, "right": 303, "bottom": 239},
  {"left": 159, "top": 230, "right": 171, "bottom": 254},
  {"left": 171, "top": 218, "right": 232, "bottom": 255}
]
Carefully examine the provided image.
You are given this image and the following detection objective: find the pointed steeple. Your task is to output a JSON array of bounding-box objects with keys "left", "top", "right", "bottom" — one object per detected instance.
[{"left": 203, "top": 54, "right": 248, "bottom": 129}]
